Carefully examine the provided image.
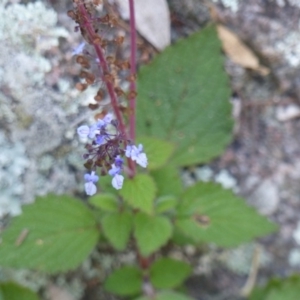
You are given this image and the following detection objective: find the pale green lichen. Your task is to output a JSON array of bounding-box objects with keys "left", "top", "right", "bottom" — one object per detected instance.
[
  {"left": 0, "top": 1, "right": 68, "bottom": 97},
  {"left": 275, "top": 31, "right": 300, "bottom": 67}
]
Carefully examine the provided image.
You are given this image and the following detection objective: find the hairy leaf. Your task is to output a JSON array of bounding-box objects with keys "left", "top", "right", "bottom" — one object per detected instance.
[
  {"left": 0, "top": 282, "right": 40, "bottom": 300},
  {"left": 137, "top": 25, "right": 233, "bottom": 166},
  {"left": 137, "top": 136, "right": 175, "bottom": 170},
  {"left": 104, "top": 266, "right": 142, "bottom": 296},
  {"left": 120, "top": 174, "right": 157, "bottom": 214},
  {"left": 155, "top": 196, "right": 178, "bottom": 213},
  {"left": 150, "top": 258, "right": 192, "bottom": 288},
  {"left": 89, "top": 193, "right": 119, "bottom": 212},
  {"left": 176, "top": 183, "right": 277, "bottom": 247},
  {"left": 0, "top": 195, "right": 99, "bottom": 273},
  {"left": 250, "top": 276, "right": 300, "bottom": 300},
  {"left": 151, "top": 166, "right": 183, "bottom": 197},
  {"left": 101, "top": 211, "right": 133, "bottom": 250},
  {"left": 134, "top": 212, "right": 172, "bottom": 256}
]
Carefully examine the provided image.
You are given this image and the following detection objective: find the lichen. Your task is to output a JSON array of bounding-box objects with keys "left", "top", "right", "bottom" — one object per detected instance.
[
  {"left": 0, "top": 132, "right": 29, "bottom": 217},
  {"left": 275, "top": 31, "right": 300, "bottom": 67}
]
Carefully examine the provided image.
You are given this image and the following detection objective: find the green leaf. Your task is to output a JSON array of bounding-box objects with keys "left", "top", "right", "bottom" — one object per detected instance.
[
  {"left": 104, "top": 266, "right": 142, "bottom": 296},
  {"left": 0, "top": 195, "right": 100, "bottom": 273},
  {"left": 175, "top": 183, "right": 277, "bottom": 247},
  {"left": 250, "top": 276, "right": 300, "bottom": 300},
  {"left": 150, "top": 258, "right": 192, "bottom": 289},
  {"left": 155, "top": 196, "right": 178, "bottom": 213},
  {"left": 101, "top": 211, "right": 133, "bottom": 250},
  {"left": 151, "top": 166, "right": 183, "bottom": 197},
  {"left": 135, "top": 291, "right": 194, "bottom": 300},
  {"left": 0, "top": 282, "right": 40, "bottom": 300},
  {"left": 99, "top": 175, "right": 119, "bottom": 194},
  {"left": 89, "top": 193, "right": 118, "bottom": 212},
  {"left": 120, "top": 174, "right": 157, "bottom": 214},
  {"left": 137, "top": 136, "right": 175, "bottom": 170},
  {"left": 137, "top": 25, "right": 233, "bottom": 166},
  {"left": 134, "top": 212, "right": 173, "bottom": 256}
]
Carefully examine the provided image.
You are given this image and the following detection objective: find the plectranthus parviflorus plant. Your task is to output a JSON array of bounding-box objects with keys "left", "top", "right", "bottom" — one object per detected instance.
[{"left": 0, "top": 1, "right": 277, "bottom": 299}]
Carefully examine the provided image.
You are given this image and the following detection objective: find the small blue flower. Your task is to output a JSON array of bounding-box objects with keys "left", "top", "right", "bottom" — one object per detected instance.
[
  {"left": 96, "top": 135, "right": 105, "bottom": 145},
  {"left": 88, "top": 124, "right": 99, "bottom": 139},
  {"left": 108, "top": 156, "right": 124, "bottom": 189},
  {"left": 125, "top": 144, "right": 148, "bottom": 168},
  {"left": 111, "top": 174, "right": 124, "bottom": 190},
  {"left": 108, "top": 156, "right": 123, "bottom": 176},
  {"left": 72, "top": 42, "right": 85, "bottom": 56},
  {"left": 114, "top": 155, "right": 124, "bottom": 167},
  {"left": 84, "top": 171, "right": 99, "bottom": 196},
  {"left": 77, "top": 125, "right": 90, "bottom": 139}
]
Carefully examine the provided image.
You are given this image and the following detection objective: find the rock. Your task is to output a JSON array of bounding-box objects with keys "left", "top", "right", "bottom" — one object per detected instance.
[{"left": 248, "top": 179, "right": 280, "bottom": 215}]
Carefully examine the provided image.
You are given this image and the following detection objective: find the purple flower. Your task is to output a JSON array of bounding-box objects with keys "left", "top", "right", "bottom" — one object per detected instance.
[
  {"left": 96, "top": 135, "right": 105, "bottom": 145},
  {"left": 77, "top": 125, "right": 90, "bottom": 139},
  {"left": 125, "top": 144, "right": 148, "bottom": 168},
  {"left": 111, "top": 174, "right": 124, "bottom": 190},
  {"left": 84, "top": 171, "right": 99, "bottom": 196},
  {"left": 72, "top": 42, "right": 85, "bottom": 56},
  {"left": 108, "top": 164, "right": 121, "bottom": 176},
  {"left": 88, "top": 124, "right": 99, "bottom": 139},
  {"left": 103, "top": 113, "right": 113, "bottom": 124},
  {"left": 108, "top": 156, "right": 124, "bottom": 189}
]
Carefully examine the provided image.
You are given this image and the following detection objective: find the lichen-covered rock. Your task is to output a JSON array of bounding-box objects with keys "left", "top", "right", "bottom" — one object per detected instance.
[{"left": 211, "top": 0, "right": 300, "bottom": 100}]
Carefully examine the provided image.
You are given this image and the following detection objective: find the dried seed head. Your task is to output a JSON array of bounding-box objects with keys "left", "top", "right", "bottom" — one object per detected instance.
[
  {"left": 76, "top": 55, "right": 91, "bottom": 68},
  {"left": 93, "top": 36, "right": 102, "bottom": 44},
  {"left": 127, "top": 74, "right": 137, "bottom": 82},
  {"left": 67, "top": 10, "right": 77, "bottom": 20},
  {"left": 103, "top": 72, "right": 115, "bottom": 84},
  {"left": 85, "top": 73, "right": 96, "bottom": 85},
  {"left": 114, "top": 87, "right": 124, "bottom": 96},
  {"left": 127, "top": 90, "right": 137, "bottom": 99},
  {"left": 106, "top": 56, "right": 115, "bottom": 64},
  {"left": 115, "top": 36, "right": 125, "bottom": 46},
  {"left": 115, "top": 60, "right": 130, "bottom": 70},
  {"left": 88, "top": 103, "right": 99, "bottom": 110},
  {"left": 80, "top": 70, "right": 89, "bottom": 78},
  {"left": 99, "top": 14, "right": 109, "bottom": 24},
  {"left": 94, "top": 89, "right": 104, "bottom": 102},
  {"left": 93, "top": 0, "right": 103, "bottom": 5}
]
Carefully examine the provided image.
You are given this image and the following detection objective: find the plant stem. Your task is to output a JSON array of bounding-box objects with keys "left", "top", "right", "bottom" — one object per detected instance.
[
  {"left": 128, "top": 0, "right": 137, "bottom": 175},
  {"left": 77, "top": 3, "right": 127, "bottom": 137}
]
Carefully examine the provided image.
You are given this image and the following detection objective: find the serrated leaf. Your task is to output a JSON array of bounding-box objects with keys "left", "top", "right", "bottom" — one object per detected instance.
[
  {"left": 175, "top": 183, "right": 277, "bottom": 247},
  {"left": 151, "top": 166, "right": 183, "bottom": 197},
  {"left": 134, "top": 212, "right": 172, "bottom": 256},
  {"left": 0, "top": 195, "right": 99, "bottom": 273},
  {"left": 137, "top": 25, "right": 233, "bottom": 166},
  {"left": 137, "top": 136, "right": 175, "bottom": 170},
  {"left": 150, "top": 258, "right": 192, "bottom": 289},
  {"left": 135, "top": 291, "right": 194, "bottom": 300},
  {"left": 101, "top": 211, "right": 133, "bottom": 250},
  {"left": 120, "top": 174, "right": 157, "bottom": 214},
  {"left": 0, "top": 282, "right": 40, "bottom": 300},
  {"left": 155, "top": 196, "right": 178, "bottom": 213},
  {"left": 250, "top": 276, "right": 300, "bottom": 300},
  {"left": 89, "top": 193, "right": 118, "bottom": 212},
  {"left": 104, "top": 266, "right": 142, "bottom": 296}
]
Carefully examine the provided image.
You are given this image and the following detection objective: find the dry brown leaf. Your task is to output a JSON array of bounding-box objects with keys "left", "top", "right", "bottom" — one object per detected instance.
[{"left": 217, "top": 25, "right": 269, "bottom": 75}]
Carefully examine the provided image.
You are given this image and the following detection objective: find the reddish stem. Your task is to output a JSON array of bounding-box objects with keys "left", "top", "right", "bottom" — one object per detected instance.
[
  {"left": 78, "top": 3, "right": 127, "bottom": 137},
  {"left": 128, "top": 0, "right": 137, "bottom": 176},
  {"left": 128, "top": 0, "right": 137, "bottom": 142}
]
